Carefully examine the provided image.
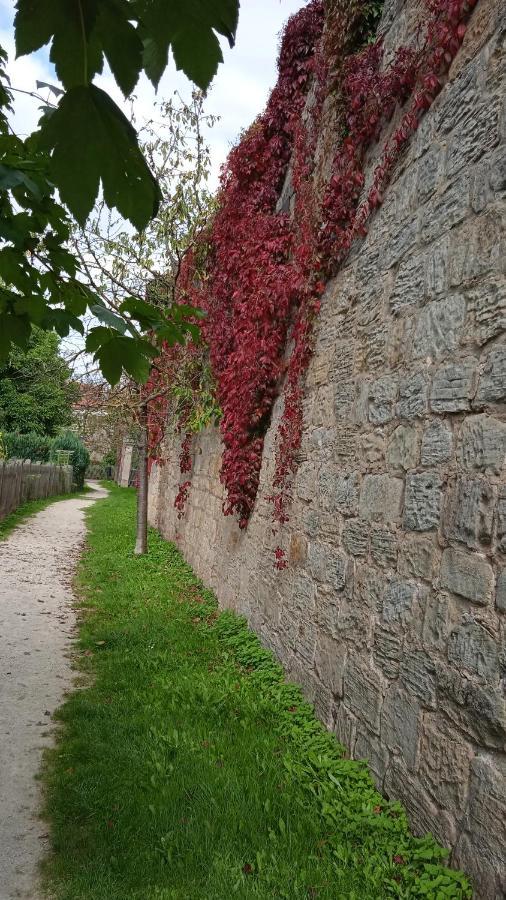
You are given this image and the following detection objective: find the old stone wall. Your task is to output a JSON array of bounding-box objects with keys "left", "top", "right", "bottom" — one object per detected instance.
[{"left": 149, "top": 1, "right": 506, "bottom": 894}]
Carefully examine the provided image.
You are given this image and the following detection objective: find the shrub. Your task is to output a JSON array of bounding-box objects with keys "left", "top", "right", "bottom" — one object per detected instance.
[
  {"left": 50, "top": 431, "right": 90, "bottom": 489},
  {"left": 2, "top": 431, "right": 52, "bottom": 461}
]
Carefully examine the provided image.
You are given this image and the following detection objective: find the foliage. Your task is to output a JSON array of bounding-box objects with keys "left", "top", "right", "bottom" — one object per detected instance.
[
  {"left": 75, "top": 90, "right": 215, "bottom": 387},
  {"left": 13, "top": 0, "right": 239, "bottom": 229},
  {"left": 0, "top": 47, "right": 215, "bottom": 384},
  {"left": 0, "top": 328, "right": 78, "bottom": 434},
  {"left": 153, "top": 0, "right": 479, "bottom": 558},
  {"left": 42, "top": 485, "right": 471, "bottom": 899},
  {"left": 3, "top": 430, "right": 52, "bottom": 461},
  {"left": 50, "top": 430, "right": 90, "bottom": 489}
]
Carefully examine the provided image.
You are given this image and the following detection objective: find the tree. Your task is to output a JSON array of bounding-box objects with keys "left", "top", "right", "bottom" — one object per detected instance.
[
  {"left": 0, "top": 327, "right": 78, "bottom": 434},
  {"left": 0, "top": 1, "right": 240, "bottom": 381},
  {"left": 68, "top": 92, "right": 216, "bottom": 553}
]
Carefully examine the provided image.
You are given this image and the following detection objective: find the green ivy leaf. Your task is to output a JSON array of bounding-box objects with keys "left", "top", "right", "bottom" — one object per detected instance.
[{"left": 38, "top": 85, "right": 161, "bottom": 228}]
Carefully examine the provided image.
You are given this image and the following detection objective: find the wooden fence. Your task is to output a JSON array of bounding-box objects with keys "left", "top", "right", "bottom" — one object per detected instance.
[{"left": 0, "top": 460, "right": 73, "bottom": 522}]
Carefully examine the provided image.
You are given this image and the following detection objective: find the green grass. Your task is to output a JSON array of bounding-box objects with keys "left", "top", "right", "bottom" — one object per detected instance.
[
  {"left": 42, "top": 485, "right": 471, "bottom": 900},
  {"left": 0, "top": 485, "right": 92, "bottom": 541}
]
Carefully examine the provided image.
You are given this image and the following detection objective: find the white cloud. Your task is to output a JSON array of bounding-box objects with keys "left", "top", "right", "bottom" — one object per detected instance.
[{"left": 1, "top": 0, "right": 306, "bottom": 188}]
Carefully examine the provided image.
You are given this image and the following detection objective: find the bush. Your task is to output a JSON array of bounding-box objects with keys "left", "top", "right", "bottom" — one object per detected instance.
[
  {"left": 2, "top": 431, "right": 52, "bottom": 461},
  {"left": 50, "top": 431, "right": 90, "bottom": 489}
]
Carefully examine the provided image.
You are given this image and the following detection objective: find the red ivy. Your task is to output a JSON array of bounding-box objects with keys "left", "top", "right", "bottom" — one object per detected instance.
[{"left": 150, "top": 0, "right": 478, "bottom": 561}]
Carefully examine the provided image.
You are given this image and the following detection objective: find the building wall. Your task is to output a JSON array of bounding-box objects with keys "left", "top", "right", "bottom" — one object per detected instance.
[{"left": 149, "top": 1, "right": 506, "bottom": 894}]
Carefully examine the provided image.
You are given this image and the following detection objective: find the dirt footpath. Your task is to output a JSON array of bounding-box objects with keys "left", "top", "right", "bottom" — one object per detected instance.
[{"left": 0, "top": 482, "right": 108, "bottom": 900}]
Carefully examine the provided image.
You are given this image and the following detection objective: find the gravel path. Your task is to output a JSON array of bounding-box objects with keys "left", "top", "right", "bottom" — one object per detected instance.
[{"left": 0, "top": 482, "right": 108, "bottom": 900}]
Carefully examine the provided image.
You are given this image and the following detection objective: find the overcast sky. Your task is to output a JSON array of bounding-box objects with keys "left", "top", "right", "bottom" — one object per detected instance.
[{"left": 0, "top": 0, "right": 306, "bottom": 190}]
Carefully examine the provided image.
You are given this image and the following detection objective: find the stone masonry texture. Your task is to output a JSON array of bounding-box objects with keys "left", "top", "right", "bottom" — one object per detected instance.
[{"left": 149, "top": 2, "right": 506, "bottom": 896}]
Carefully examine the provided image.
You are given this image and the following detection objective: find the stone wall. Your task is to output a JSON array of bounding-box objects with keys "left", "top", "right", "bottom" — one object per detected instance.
[{"left": 149, "top": 1, "right": 506, "bottom": 894}]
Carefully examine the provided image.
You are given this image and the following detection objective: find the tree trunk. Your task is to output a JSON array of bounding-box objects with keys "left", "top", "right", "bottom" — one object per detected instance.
[{"left": 134, "top": 404, "right": 148, "bottom": 555}]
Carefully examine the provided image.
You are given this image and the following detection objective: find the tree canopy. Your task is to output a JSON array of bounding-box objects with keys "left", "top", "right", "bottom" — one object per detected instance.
[
  {"left": 0, "top": 327, "right": 78, "bottom": 434},
  {"left": 0, "top": 2, "right": 240, "bottom": 384}
]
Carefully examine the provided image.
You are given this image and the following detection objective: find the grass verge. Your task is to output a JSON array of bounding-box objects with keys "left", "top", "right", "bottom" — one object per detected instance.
[
  {"left": 0, "top": 486, "right": 92, "bottom": 541},
  {"left": 42, "top": 484, "right": 471, "bottom": 899}
]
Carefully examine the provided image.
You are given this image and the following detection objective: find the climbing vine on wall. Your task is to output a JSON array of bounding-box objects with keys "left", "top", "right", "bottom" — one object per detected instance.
[{"left": 149, "top": 0, "right": 478, "bottom": 555}]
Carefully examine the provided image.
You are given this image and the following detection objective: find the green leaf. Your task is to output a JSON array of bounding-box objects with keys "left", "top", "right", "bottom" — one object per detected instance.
[
  {"left": 0, "top": 164, "right": 41, "bottom": 198},
  {"left": 171, "top": 26, "right": 222, "bottom": 91},
  {"left": 43, "top": 308, "right": 84, "bottom": 337},
  {"left": 86, "top": 325, "right": 114, "bottom": 353},
  {"left": 120, "top": 297, "right": 162, "bottom": 329},
  {"left": 93, "top": 338, "right": 123, "bottom": 386},
  {"left": 0, "top": 312, "right": 31, "bottom": 359},
  {"left": 96, "top": 0, "right": 143, "bottom": 96},
  {"left": 39, "top": 85, "right": 161, "bottom": 228},
  {"left": 137, "top": 0, "right": 239, "bottom": 90},
  {"left": 14, "top": 0, "right": 60, "bottom": 56},
  {"left": 90, "top": 304, "right": 128, "bottom": 334},
  {"left": 13, "top": 295, "right": 48, "bottom": 322},
  {"left": 15, "top": 0, "right": 103, "bottom": 88}
]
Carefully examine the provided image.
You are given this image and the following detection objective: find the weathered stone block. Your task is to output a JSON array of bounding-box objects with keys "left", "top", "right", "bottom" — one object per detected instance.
[
  {"left": 496, "top": 568, "right": 506, "bottom": 613},
  {"left": 430, "top": 358, "right": 476, "bottom": 413},
  {"left": 292, "top": 572, "right": 316, "bottom": 609},
  {"left": 354, "top": 728, "right": 389, "bottom": 788},
  {"left": 445, "top": 477, "right": 495, "bottom": 549},
  {"left": 420, "top": 176, "right": 469, "bottom": 245},
  {"left": 400, "top": 649, "right": 437, "bottom": 708},
  {"left": 319, "top": 470, "right": 359, "bottom": 516},
  {"left": 359, "top": 474, "right": 404, "bottom": 524},
  {"left": 333, "top": 703, "right": 356, "bottom": 752},
  {"left": 399, "top": 534, "right": 435, "bottom": 581},
  {"left": 342, "top": 519, "right": 369, "bottom": 557},
  {"left": 390, "top": 252, "right": 425, "bottom": 314},
  {"left": 489, "top": 146, "right": 506, "bottom": 193},
  {"left": 386, "top": 214, "right": 418, "bottom": 268},
  {"left": 474, "top": 347, "right": 506, "bottom": 406},
  {"left": 384, "top": 759, "right": 455, "bottom": 848},
  {"left": 419, "top": 715, "right": 474, "bottom": 815},
  {"left": 440, "top": 547, "right": 494, "bottom": 606},
  {"left": 371, "top": 527, "right": 398, "bottom": 569},
  {"left": 387, "top": 424, "right": 419, "bottom": 470},
  {"left": 425, "top": 235, "right": 449, "bottom": 298},
  {"left": 344, "top": 658, "right": 384, "bottom": 735},
  {"left": 448, "top": 621, "right": 498, "bottom": 680},
  {"left": 446, "top": 97, "right": 500, "bottom": 177},
  {"left": 417, "top": 147, "right": 442, "bottom": 203},
  {"left": 308, "top": 542, "right": 351, "bottom": 592},
  {"left": 435, "top": 661, "right": 506, "bottom": 748},
  {"left": 383, "top": 578, "right": 417, "bottom": 625},
  {"left": 381, "top": 684, "right": 420, "bottom": 770},
  {"left": 467, "top": 754, "right": 506, "bottom": 855},
  {"left": 498, "top": 487, "right": 506, "bottom": 554},
  {"left": 420, "top": 420, "right": 453, "bottom": 466},
  {"left": 397, "top": 373, "right": 429, "bottom": 419},
  {"left": 361, "top": 431, "right": 385, "bottom": 467},
  {"left": 412, "top": 295, "right": 466, "bottom": 359},
  {"left": 422, "top": 591, "right": 449, "bottom": 650},
  {"left": 368, "top": 375, "right": 398, "bottom": 424},
  {"left": 355, "top": 564, "right": 386, "bottom": 614},
  {"left": 460, "top": 414, "right": 506, "bottom": 476},
  {"left": 373, "top": 622, "right": 402, "bottom": 678},
  {"left": 403, "top": 473, "right": 443, "bottom": 531},
  {"left": 315, "top": 632, "right": 345, "bottom": 697},
  {"left": 466, "top": 277, "right": 506, "bottom": 346}
]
